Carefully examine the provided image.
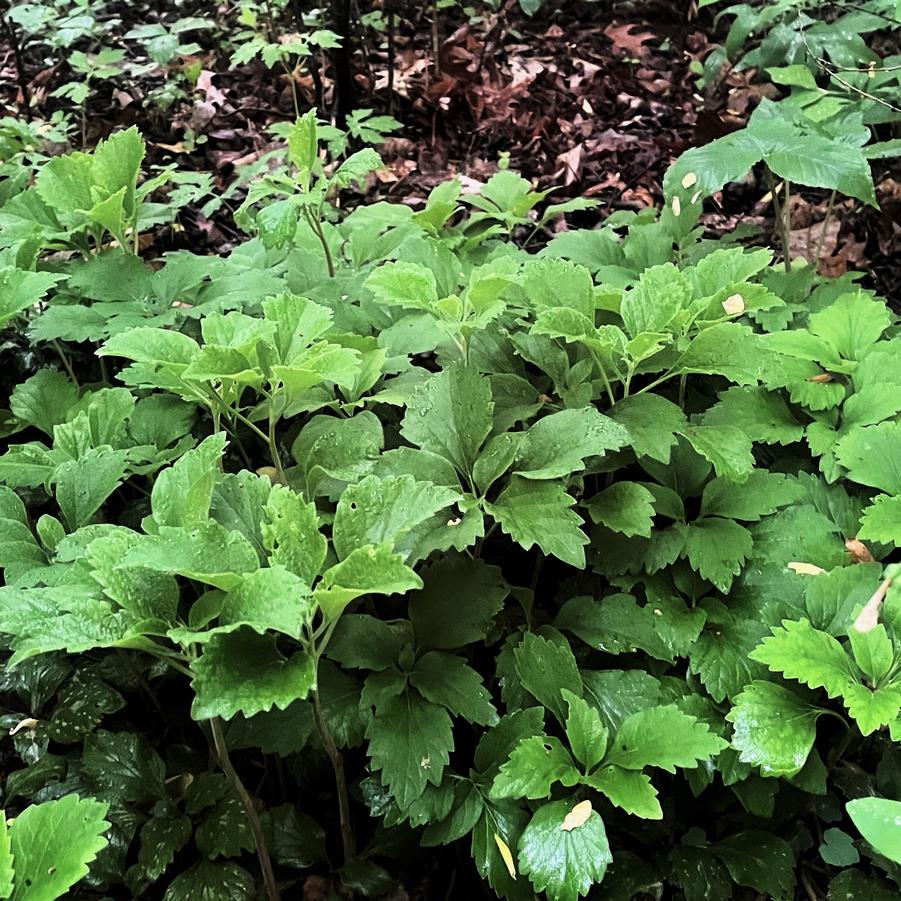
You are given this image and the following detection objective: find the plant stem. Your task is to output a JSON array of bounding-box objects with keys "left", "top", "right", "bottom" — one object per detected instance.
[
  {"left": 52, "top": 340, "right": 80, "bottom": 388},
  {"left": 782, "top": 179, "right": 792, "bottom": 272},
  {"left": 304, "top": 207, "right": 336, "bottom": 277},
  {"left": 267, "top": 413, "right": 287, "bottom": 485},
  {"left": 813, "top": 188, "right": 837, "bottom": 270},
  {"left": 310, "top": 686, "right": 355, "bottom": 863},
  {"left": 210, "top": 718, "right": 281, "bottom": 901}
]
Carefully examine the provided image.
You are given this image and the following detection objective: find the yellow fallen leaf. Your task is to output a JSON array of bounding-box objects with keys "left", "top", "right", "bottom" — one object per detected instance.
[
  {"left": 494, "top": 833, "right": 517, "bottom": 880},
  {"left": 722, "top": 293, "right": 745, "bottom": 316},
  {"left": 787, "top": 562, "right": 826, "bottom": 576},
  {"left": 671, "top": 196, "right": 682, "bottom": 217},
  {"left": 561, "top": 799, "right": 593, "bottom": 832},
  {"left": 854, "top": 577, "right": 893, "bottom": 634}
]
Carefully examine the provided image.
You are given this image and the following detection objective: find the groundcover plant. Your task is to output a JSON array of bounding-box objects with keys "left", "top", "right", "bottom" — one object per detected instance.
[{"left": 1, "top": 10, "right": 901, "bottom": 897}]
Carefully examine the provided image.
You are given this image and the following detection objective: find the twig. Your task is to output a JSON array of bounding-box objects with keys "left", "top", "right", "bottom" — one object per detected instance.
[
  {"left": 210, "top": 718, "right": 281, "bottom": 901},
  {"left": 812, "top": 189, "right": 837, "bottom": 269},
  {"left": 311, "top": 687, "right": 355, "bottom": 863}
]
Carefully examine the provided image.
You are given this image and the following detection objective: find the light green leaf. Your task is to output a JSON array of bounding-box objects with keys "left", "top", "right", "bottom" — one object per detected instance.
[
  {"left": 700, "top": 471, "right": 802, "bottom": 521},
  {"left": 808, "top": 291, "right": 890, "bottom": 361},
  {"left": 515, "top": 407, "right": 629, "bottom": 480},
  {"left": 858, "top": 495, "right": 901, "bottom": 546},
  {"left": 332, "top": 474, "right": 461, "bottom": 561},
  {"left": 608, "top": 394, "right": 686, "bottom": 463},
  {"left": 218, "top": 566, "right": 313, "bottom": 638},
  {"left": 8, "top": 369, "right": 79, "bottom": 436},
  {"left": 703, "top": 386, "right": 803, "bottom": 446},
  {"left": 847, "top": 797, "right": 901, "bottom": 864},
  {"left": 521, "top": 257, "right": 594, "bottom": 319},
  {"left": 605, "top": 706, "right": 727, "bottom": 772},
  {"left": 401, "top": 364, "right": 493, "bottom": 477},
  {"left": 190, "top": 629, "right": 316, "bottom": 720},
  {"left": 727, "top": 681, "right": 820, "bottom": 778},
  {"left": 750, "top": 618, "right": 857, "bottom": 698},
  {"left": 487, "top": 477, "right": 587, "bottom": 567},
  {"left": 680, "top": 424, "right": 755, "bottom": 481},
  {"left": 836, "top": 421, "right": 901, "bottom": 494},
  {"left": 620, "top": 263, "right": 690, "bottom": 337},
  {"left": 584, "top": 766, "right": 662, "bottom": 819},
  {"left": 0, "top": 815, "right": 11, "bottom": 899},
  {"left": 842, "top": 683, "right": 901, "bottom": 736},
  {"left": 151, "top": 433, "right": 226, "bottom": 528},
  {"left": 0, "top": 268, "right": 61, "bottom": 329},
  {"left": 490, "top": 736, "right": 579, "bottom": 800},
  {"left": 518, "top": 799, "right": 612, "bottom": 901},
  {"left": 261, "top": 485, "right": 326, "bottom": 584},
  {"left": 676, "top": 323, "right": 766, "bottom": 386},
  {"left": 562, "top": 689, "right": 607, "bottom": 772},
  {"left": 55, "top": 447, "right": 128, "bottom": 531},
  {"left": 9, "top": 794, "right": 110, "bottom": 901},
  {"left": 364, "top": 261, "right": 439, "bottom": 312}
]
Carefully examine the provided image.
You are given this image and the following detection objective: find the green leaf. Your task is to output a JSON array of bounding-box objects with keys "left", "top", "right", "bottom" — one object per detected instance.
[
  {"left": 0, "top": 816, "right": 12, "bottom": 899},
  {"left": 409, "top": 557, "right": 508, "bottom": 650},
  {"left": 151, "top": 433, "right": 226, "bottom": 529},
  {"left": 605, "top": 706, "right": 727, "bottom": 772},
  {"left": 196, "top": 796, "right": 253, "bottom": 859},
  {"left": 133, "top": 812, "right": 192, "bottom": 883},
  {"left": 620, "top": 263, "right": 689, "bottom": 336},
  {"left": 490, "top": 735, "right": 579, "bottom": 800},
  {"left": 55, "top": 447, "right": 128, "bottom": 531},
  {"left": 315, "top": 542, "right": 422, "bottom": 620},
  {"left": 9, "top": 369, "right": 79, "bottom": 437},
  {"left": 410, "top": 652, "right": 496, "bottom": 725},
  {"left": 585, "top": 481, "right": 655, "bottom": 538},
  {"left": 521, "top": 257, "right": 595, "bottom": 319},
  {"left": 162, "top": 860, "right": 254, "bottom": 901},
  {"left": 608, "top": 394, "right": 686, "bottom": 463},
  {"left": 82, "top": 730, "right": 166, "bottom": 803},
  {"left": 400, "top": 364, "right": 493, "bottom": 477},
  {"left": 518, "top": 799, "right": 612, "bottom": 901},
  {"left": 750, "top": 618, "right": 857, "bottom": 698},
  {"left": 366, "top": 690, "right": 454, "bottom": 809},
  {"left": 713, "top": 830, "right": 795, "bottom": 900},
  {"left": 0, "top": 268, "right": 61, "bottom": 329},
  {"left": 808, "top": 291, "right": 890, "bottom": 361},
  {"left": 562, "top": 689, "right": 607, "bottom": 772},
  {"left": 0, "top": 486, "right": 45, "bottom": 582},
  {"left": 9, "top": 794, "right": 110, "bottom": 901},
  {"left": 584, "top": 766, "right": 662, "bottom": 819},
  {"left": 849, "top": 623, "right": 894, "bottom": 684},
  {"left": 470, "top": 800, "right": 531, "bottom": 901},
  {"left": 515, "top": 407, "right": 629, "bottom": 480},
  {"left": 842, "top": 683, "right": 901, "bottom": 736},
  {"left": 514, "top": 633, "right": 582, "bottom": 723},
  {"left": 190, "top": 629, "right": 316, "bottom": 720},
  {"left": 836, "top": 421, "right": 901, "bottom": 494},
  {"left": 847, "top": 797, "right": 901, "bottom": 863},
  {"left": 332, "top": 474, "right": 461, "bottom": 561},
  {"left": 487, "top": 477, "right": 587, "bottom": 567},
  {"left": 122, "top": 523, "right": 260, "bottom": 590},
  {"left": 700, "top": 471, "right": 802, "bottom": 521},
  {"left": 364, "top": 261, "right": 439, "bottom": 312},
  {"left": 557, "top": 593, "right": 705, "bottom": 664},
  {"left": 287, "top": 110, "right": 319, "bottom": 183},
  {"left": 819, "top": 827, "right": 859, "bottom": 867},
  {"left": 218, "top": 566, "right": 313, "bottom": 638},
  {"left": 704, "top": 386, "right": 803, "bottom": 446},
  {"left": 676, "top": 323, "right": 766, "bottom": 386},
  {"left": 261, "top": 485, "right": 326, "bottom": 585},
  {"left": 727, "top": 681, "right": 820, "bottom": 778},
  {"left": 859, "top": 495, "right": 901, "bottom": 546},
  {"left": 679, "top": 425, "right": 754, "bottom": 481},
  {"left": 682, "top": 518, "right": 753, "bottom": 592}
]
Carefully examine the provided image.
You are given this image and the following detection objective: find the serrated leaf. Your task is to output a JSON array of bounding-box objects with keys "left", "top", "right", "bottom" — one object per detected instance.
[
  {"left": 82, "top": 730, "right": 166, "bottom": 803},
  {"left": 0, "top": 268, "right": 61, "bottom": 329},
  {"left": 410, "top": 651, "right": 496, "bottom": 725},
  {"left": 190, "top": 629, "right": 316, "bottom": 720},
  {"left": 586, "top": 481, "right": 655, "bottom": 537},
  {"left": 9, "top": 794, "right": 110, "bottom": 901},
  {"left": 713, "top": 830, "right": 795, "bottom": 900},
  {"left": 727, "top": 681, "right": 820, "bottom": 778},
  {"left": 682, "top": 518, "right": 753, "bottom": 592},
  {"left": 584, "top": 766, "right": 662, "bottom": 819},
  {"left": 491, "top": 735, "right": 579, "bottom": 800},
  {"left": 515, "top": 407, "right": 629, "bottom": 480},
  {"left": 750, "top": 618, "right": 856, "bottom": 698},
  {"left": 605, "top": 705, "right": 727, "bottom": 772},
  {"left": 518, "top": 799, "right": 612, "bottom": 901},
  {"left": 400, "top": 364, "right": 493, "bottom": 477},
  {"left": 836, "top": 421, "right": 901, "bottom": 494},
  {"left": 488, "top": 477, "right": 587, "bottom": 567},
  {"left": 365, "top": 690, "right": 454, "bottom": 809},
  {"left": 514, "top": 633, "right": 582, "bottom": 723},
  {"left": 162, "top": 860, "right": 254, "bottom": 901},
  {"left": 562, "top": 689, "right": 607, "bottom": 772},
  {"left": 704, "top": 386, "right": 803, "bottom": 446}
]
